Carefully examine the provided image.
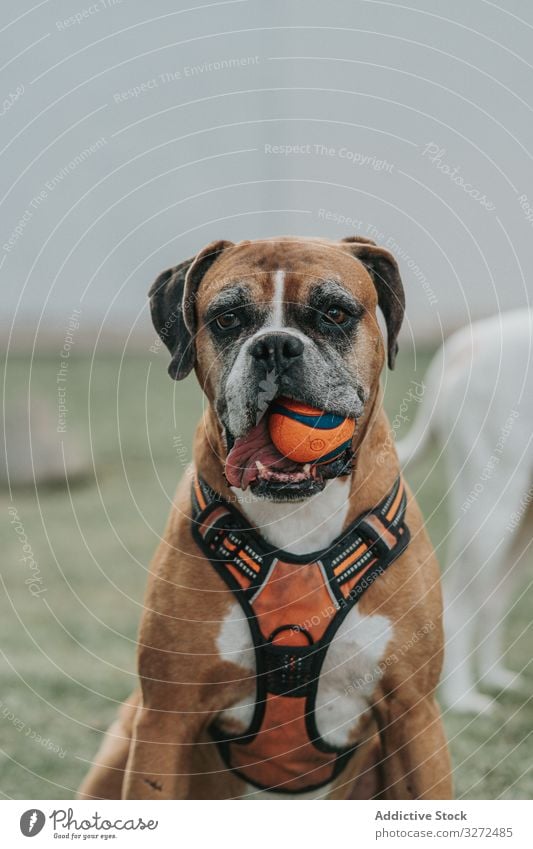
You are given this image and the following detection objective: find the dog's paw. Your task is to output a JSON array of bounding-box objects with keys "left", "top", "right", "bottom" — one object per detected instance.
[
  {"left": 441, "top": 689, "right": 496, "bottom": 715},
  {"left": 479, "top": 666, "right": 524, "bottom": 693}
]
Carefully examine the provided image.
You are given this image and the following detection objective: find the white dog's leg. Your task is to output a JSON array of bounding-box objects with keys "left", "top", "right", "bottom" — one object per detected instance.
[
  {"left": 477, "top": 585, "right": 524, "bottom": 693},
  {"left": 441, "top": 455, "right": 531, "bottom": 712},
  {"left": 403, "top": 310, "right": 533, "bottom": 715},
  {"left": 476, "top": 491, "right": 531, "bottom": 693},
  {"left": 441, "top": 578, "right": 496, "bottom": 715},
  {"left": 439, "top": 442, "right": 501, "bottom": 715}
]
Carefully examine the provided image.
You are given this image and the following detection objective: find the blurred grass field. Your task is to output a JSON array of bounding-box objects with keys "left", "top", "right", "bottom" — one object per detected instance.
[{"left": 1, "top": 349, "right": 532, "bottom": 799}]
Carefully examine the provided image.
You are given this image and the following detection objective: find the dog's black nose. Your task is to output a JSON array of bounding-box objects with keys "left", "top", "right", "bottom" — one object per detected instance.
[{"left": 249, "top": 333, "right": 304, "bottom": 370}]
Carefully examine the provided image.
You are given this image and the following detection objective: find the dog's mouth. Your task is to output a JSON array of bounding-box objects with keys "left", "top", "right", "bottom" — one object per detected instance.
[{"left": 224, "top": 415, "right": 354, "bottom": 501}]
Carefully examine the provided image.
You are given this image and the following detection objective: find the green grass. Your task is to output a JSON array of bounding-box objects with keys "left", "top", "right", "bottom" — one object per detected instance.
[{"left": 1, "top": 350, "right": 532, "bottom": 799}]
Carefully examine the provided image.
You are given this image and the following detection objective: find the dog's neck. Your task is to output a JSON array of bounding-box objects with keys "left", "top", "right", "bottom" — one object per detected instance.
[{"left": 230, "top": 477, "right": 352, "bottom": 556}]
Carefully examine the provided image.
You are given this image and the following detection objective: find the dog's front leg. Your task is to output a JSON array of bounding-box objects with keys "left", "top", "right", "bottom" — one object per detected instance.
[
  {"left": 122, "top": 690, "right": 204, "bottom": 800},
  {"left": 374, "top": 694, "right": 452, "bottom": 800}
]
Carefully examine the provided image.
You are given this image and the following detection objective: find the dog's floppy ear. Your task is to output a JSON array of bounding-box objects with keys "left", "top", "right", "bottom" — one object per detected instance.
[
  {"left": 149, "top": 240, "right": 233, "bottom": 380},
  {"left": 341, "top": 235, "right": 405, "bottom": 369}
]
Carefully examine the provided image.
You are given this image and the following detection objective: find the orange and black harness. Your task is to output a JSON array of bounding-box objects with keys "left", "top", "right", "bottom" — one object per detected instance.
[{"left": 191, "top": 475, "right": 410, "bottom": 794}]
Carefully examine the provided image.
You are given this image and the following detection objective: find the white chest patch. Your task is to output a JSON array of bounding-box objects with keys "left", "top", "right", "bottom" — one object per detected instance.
[
  {"left": 217, "top": 600, "right": 255, "bottom": 672},
  {"left": 315, "top": 608, "right": 393, "bottom": 747},
  {"left": 231, "top": 477, "right": 351, "bottom": 556},
  {"left": 216, "top": 601, "right": 256, "bottom": 731},
  {"left": 216, "top": 601, "right": 393, "bottom": 747}
]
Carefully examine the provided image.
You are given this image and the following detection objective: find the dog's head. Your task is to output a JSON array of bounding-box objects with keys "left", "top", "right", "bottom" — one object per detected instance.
[{"left": 149, "top": 236, "right": 405, "bottom": 501}]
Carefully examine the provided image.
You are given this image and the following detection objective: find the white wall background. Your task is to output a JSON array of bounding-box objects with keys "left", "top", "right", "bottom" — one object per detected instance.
[{"left": 1, "top": 0, "right": 532, "bottom": 352}]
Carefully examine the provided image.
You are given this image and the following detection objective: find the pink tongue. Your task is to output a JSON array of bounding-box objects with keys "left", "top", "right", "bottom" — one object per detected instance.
[{"left": 225, "top": 417, "right": 300, "bottom": 489}]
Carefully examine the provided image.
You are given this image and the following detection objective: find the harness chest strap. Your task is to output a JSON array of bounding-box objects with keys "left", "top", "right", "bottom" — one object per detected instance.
[{"left": 191, "top": 475, "right": 410, "bottom": 794}]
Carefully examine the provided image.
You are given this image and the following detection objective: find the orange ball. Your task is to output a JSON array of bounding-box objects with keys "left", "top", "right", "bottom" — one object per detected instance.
[{"left": 268, "top": 398, "right": 355, "bottom": 464}]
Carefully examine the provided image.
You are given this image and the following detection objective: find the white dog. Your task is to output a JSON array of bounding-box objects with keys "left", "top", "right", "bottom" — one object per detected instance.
[{"left": 397, "top": 310, "right": 533, "bottom": 713}]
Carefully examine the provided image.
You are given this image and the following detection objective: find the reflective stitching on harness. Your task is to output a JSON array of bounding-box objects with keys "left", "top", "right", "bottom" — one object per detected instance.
[
  {"left": 191, "top": 475, "right": 410, "bottom": 794},
  {"left": 317, "top": 559, "right": 341, "bottom": 609},
  {"left": 249, "top": 558, "right": 279, "bottom": 603}
]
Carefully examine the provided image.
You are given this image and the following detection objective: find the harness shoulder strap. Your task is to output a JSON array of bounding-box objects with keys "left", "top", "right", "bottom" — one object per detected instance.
[
  {"left": 191, "top": 473, "right": 409, "bottom": 601},
  {"left": 324, "top": 476, "right": 410, "bottom": 602},
  {"left": 191, "top": 476, "right": 276, "bottom": 595}
]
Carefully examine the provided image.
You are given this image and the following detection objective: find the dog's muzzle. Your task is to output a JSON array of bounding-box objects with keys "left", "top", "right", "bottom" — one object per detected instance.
[{"left": 220, "top": 330, "right": 363, "bottom": 501}]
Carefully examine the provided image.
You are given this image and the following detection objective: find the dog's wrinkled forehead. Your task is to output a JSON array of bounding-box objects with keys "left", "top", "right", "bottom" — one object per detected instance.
[
  {"left": 194, "top": 239, "right": 378, "bottom": 313},
  {"left": 148, "top": 235, "right": 405, "bottom": 381}
]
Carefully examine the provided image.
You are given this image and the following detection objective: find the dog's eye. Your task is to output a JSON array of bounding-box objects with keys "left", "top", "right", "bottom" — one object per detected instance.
[
  {"left": 322, "top": 305, "right": 349, "bottom": 326},
  {"left": 215, "top": 312, "right": 241, "bottom": 331}
]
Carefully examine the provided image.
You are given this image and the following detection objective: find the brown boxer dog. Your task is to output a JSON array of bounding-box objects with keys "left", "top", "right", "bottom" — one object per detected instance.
[{"left": 78, "top": 236, "right": 452, "bottom": 800}]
